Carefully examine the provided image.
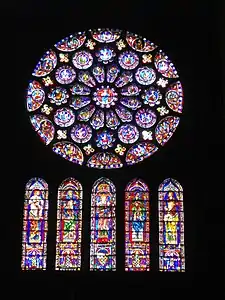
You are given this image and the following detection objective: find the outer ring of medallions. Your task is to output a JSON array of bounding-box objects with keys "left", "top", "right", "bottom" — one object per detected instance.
[{"left": 30, "top": 29, "right": 182, "bottom": 168}]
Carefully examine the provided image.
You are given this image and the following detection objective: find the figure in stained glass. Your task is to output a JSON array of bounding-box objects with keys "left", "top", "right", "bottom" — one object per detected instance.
[
  {"left": 27, "top": 28, "right": 183, "bottom": 168},
  {"left": 90, "top": 178, "right": 116, "bottom": 271},
  {"left": 125, "top": 179, "right": 150, "bottom": 271},
  {"left": 55, "top": 178, "right": 83, "bottom": 270},
  {"left": 21, "top": 178, "right": 48, "bottom": 270},
  {"left": 158, "top": 178, "right": 185, "bottom": 272}
]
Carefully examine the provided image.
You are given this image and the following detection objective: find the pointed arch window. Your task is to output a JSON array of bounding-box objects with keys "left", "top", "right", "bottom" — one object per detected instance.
[
  {"left": 55, "top": 178, "right": 83, "bottom": 270},
  {"left": 90, "top": 177, "right": 116, "bottom": 271},
  {"left": 158, "top": 178, "right": 185, "bottom": 271},
  {"left": 21, "top": 178, "right": 49, "bottom": 270},
  {"left": 125, "top": 178, "right": 150, "bottom": 271}
]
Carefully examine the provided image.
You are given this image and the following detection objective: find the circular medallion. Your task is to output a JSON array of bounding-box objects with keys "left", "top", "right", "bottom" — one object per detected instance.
[
  {"left": 72, "top": 51, "right": 93, "bottom": 69},
  {"left": 118, "top": 124, "right": 139, "bottom": 144},
  {"left": 71, "top": 124, "right": 92, "bottom": 143},
  {"left": 55, "top": 66, "right": 76, "bottom": 84},
  {"left": 135, "top": 67, "right": 156, "bottom": 85},
  {"left": 26, "top": 28, "right": 183, "bottom": 168},
  {"left": 54, "top": 108, "right": 75, "bottom": 127},
  {"left": 118, "top": 51, "right": 139, "bottom": 70},
  {"left": 135, "top": 108, "right": 157, "bottom": 128}
]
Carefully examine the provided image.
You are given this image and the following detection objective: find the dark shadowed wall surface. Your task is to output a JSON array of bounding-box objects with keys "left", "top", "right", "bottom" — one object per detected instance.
[{"left": 11, "top": 1, "right": 224, "bottom": 299}]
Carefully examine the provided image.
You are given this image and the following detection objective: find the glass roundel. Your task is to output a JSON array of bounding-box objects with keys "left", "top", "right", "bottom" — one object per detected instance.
[{"left": 26, "top": 28, "right": 184, "bottom": 169}]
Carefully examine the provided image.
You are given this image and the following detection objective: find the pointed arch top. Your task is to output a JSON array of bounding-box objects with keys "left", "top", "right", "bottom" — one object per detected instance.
[
  {"left": 58, "top": 177, "right": 82, "bottom": 191},
  {"left": 92, "top": 177, "right": 116, "bottom": 193},
  {"left": 158, "top": 178, "right": 183, "bottom": 192},
  {"left": 25, "top": 177, "right": 48, "bottom": 190},
  {"left": 22, "top": 177, "right": 49, "bottom": 270},
  {"left": 125, "top": 178, "right": 149, "bottom": 192},
  {"left": 55, "top": 177, "right": 83, "bottom": 270}
]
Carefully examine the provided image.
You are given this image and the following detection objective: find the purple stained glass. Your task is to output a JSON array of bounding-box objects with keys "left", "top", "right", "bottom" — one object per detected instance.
[
  {"left": 118, "top": 124, "right": 139, "bottom": 144},
  {"left": 21, "top": 178, "right": 49, "bottom": 270},
  {"left": 118, "top": 51, "right": 139, "bottom": 70},
  {"left": 54, "top": 108, "right": 75, "bottom": 127},
  {"left": 158, "top": 178, "right": 185, "bottom": 272},
  {"left": 71, "top": 124, "right": 92, "bottom": 143},
  {"left": 72, "top": 51, "right": 93, "bottom": 69},
  {"left": 55, "top": 66, "right": 76, "bottom": 84},
  {"left": 135, "top": 108, "right": 157, "bottom": 128},
  {"left": 90, "top": 178, "right": 116, "bottom": 270},
  {"left": 26, "top": 28, "right": 183, "bottom": 168}
]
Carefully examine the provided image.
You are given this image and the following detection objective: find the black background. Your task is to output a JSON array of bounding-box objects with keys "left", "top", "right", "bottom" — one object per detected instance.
[{"left": 10, "top": 0, "right": 225, "bottom": 298}]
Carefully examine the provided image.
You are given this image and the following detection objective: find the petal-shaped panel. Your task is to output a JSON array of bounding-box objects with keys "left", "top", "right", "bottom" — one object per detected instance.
[
  {"left": 70, "top": 83, "right": 91, "bottom": 95},
  {"left": 107, "top": 64, "right": 120, "bottom": 83},
  {"left": 126, "top": 32, "right": 157, "bottom": 52},
  {"left": 155, "top": 116, "right": 180, "bottom": 145},
  {"left": 165, "top": 81, "right": 183, "bottom": 113},
  {"left": 126, "top": 142, "right": 158, "bottom": 165},
  {"left": 52, "top": 142, "right": 84, "bottom": 165},
  {"left": 106, "top": 110, "right": 120, "bottom": 130},
  {"left": 70, "top": 96, "right": 91, "bottom": 110},
  {"left": 26, "top": 80, "right": 45, "bottom": 112},
  {"left": 154, "top": 51, "right": 179, "bottom": 78},
  {"left": 120, "top": 84, "right": 141, "bottom": 96},
  {"left": 90, "top": 109, "right": 104, "bottom": 130},
  {"left": 115, "top": 105, "right": 133, "bottom": 122},
  {"left": 77, "top": 104, "right": 95, "bottom": 122},
  {"left": 30, "top": 114, "right": 55, "bottom": 145},
  {"left": 32, "top": 50, "right": 57, "bottom": 77},
  {"left": 90, "top": 28, "right": 121, "bottom": 43},
  {"left": 87, "top": 152, "right": 123, "bottom": 169},
  {"left": 120, "top": 97, "right": 142, "bottom": 110},
  {"left": 115, "top": 72, "right": 133, "bottom": 87},
  {"left": 78, "top": 71, "right": 96, "bottom": 87},
  {"left": 54, "top": 32, "right": 86, "bottom": 52},
  {"left": 92, "top": 65, "right": 105, "bottom": 83}
]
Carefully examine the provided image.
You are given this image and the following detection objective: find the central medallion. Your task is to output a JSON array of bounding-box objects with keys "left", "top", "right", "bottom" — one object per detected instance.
[{"left": 93, "top": 86, "right": 118, "bottom": 108}]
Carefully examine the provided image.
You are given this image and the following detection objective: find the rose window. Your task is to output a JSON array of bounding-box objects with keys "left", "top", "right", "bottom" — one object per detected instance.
[{"left": 26, "top": 28, "right": 184, "bottom": 169}]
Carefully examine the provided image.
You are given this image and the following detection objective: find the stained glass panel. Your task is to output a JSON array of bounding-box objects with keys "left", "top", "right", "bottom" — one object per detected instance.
[
  {"left": 21, "top": 178, "right": 48, "bottom": 270},
  {"left": 158, "top": 178, "right": 185, "bottom": 272},
  {"left": 55, "top": 178, "right": 83, "bottom": 270},
  {"left": 125, "top": 179, "right": 150, "bottom": 271},
  {"left": 26, "top": 28, "right": 184, "bottom": 168},
  {"left": 90, "top": 178, "right": 116, "bottom": 270}
]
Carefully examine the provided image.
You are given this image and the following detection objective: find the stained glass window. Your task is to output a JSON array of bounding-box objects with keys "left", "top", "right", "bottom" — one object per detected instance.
[
  {"left": 158, "top": 178, "right": 185, "bottom": 272},
  {"left": 21, "top": 178, "right": 48, "bottom": 270},
  {"left": 26, "top": 28, "right": 184, "bottom": 169},
  {"left": 55, "top": 178, "right": 83, "bottom": 270},
  {"left": 90, "top": 177, "right": 116, "bottom": 270},
  {"left": 125, "top": 178, "right": 150, "bottom": 271}
]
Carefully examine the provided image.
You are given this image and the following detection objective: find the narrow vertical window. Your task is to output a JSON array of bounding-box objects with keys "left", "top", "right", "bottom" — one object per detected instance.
[
  {"left": 158, "top": 178, "right": 185, "bottom": 271},
  {"left": 21, "top": 178, "right": 49, "bottom": 270},
  {"left": 55, "top": 178, "right": 83, "bottom": 270},
  {"left": 125, "top": 178, "right": 150, "bottom": 271},
  {"left": 90, "top": 177, "right": 116, "bottom": 271}
]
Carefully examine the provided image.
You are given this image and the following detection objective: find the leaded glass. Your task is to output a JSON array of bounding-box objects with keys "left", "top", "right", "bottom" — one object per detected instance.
[
  {"left": 55, "top": 178, "right": 83, "bottom": 270},
  {"left": 21, "top": 178, "right": 48, "bottom": 270},
  {"left": 125, "top": 179, "right": 150, "bottom": 271},
  {"left": 158, "top": 178, "right": 185, "bottom": 272},
  {"left": 26, "top": 28, "right": 183, "bottom": 168},
  {"left": 90, "top": 178, "right": 116, "bottom": 270}
]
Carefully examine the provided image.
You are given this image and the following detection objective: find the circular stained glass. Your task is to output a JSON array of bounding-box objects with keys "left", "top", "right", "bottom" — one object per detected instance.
[{"left": 26, "top": 28, "right": 184, "bottom": 168}]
